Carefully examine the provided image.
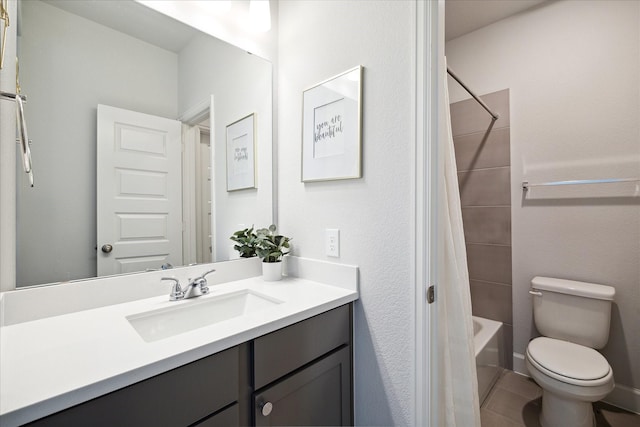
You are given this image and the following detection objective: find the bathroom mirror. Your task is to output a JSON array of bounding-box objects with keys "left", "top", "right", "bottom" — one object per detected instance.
[{"left": 15, "top": 0, "right": 273, "bottom": 287}]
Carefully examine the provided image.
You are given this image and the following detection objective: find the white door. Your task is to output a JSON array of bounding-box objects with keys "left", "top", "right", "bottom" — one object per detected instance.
[
  {"left": 196, "top": 128, "right": 212, "bottom": 263},
  {"left": 97, "top": 105, "right": 182, "bottom": 276}
]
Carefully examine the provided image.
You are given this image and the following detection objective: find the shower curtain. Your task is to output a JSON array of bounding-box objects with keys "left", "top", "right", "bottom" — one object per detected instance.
[{"left": 437, "top": 59, "right": 481, "bottom": 426}]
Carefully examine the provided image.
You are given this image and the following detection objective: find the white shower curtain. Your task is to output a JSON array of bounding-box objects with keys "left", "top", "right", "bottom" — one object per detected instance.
[{"left": 437, "top": 59, "right": 481, "bottom": 426}]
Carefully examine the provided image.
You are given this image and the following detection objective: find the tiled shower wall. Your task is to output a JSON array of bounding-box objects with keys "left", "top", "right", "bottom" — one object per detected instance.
[{"left": 450, "top": 89, "right": 512, "bottom": 368}]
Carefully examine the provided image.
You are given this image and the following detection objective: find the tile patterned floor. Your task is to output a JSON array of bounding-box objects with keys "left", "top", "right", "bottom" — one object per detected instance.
[{"left": 480, "top": 370, "right": 640, "bottom": 427}]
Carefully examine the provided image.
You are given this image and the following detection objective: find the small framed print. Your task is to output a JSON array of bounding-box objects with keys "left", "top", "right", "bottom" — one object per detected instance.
[
  {"left": 226, "top": 113, "right": 256, "bottom": 191},
  {"left": 302, "top": 66, "right": 363, "bottom": 182}
]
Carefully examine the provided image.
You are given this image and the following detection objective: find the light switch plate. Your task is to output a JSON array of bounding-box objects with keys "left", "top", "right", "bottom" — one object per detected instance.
[{"left": 326, "top": 229, "right": 340, "bottom": 257}]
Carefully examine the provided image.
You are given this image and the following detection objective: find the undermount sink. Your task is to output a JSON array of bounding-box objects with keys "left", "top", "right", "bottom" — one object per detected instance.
[{"left": 127, "top": 289, "right": 283, "bottom": 342}]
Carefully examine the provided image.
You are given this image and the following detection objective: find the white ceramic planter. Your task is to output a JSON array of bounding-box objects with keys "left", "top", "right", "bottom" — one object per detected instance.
[{"left": 262, "top": 261, "right": 283, "bottom": 281}]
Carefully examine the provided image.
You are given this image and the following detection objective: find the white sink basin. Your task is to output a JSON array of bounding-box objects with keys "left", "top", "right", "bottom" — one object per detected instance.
[{"left": 127, "top": 289, "right": 283, "bottom": 342}]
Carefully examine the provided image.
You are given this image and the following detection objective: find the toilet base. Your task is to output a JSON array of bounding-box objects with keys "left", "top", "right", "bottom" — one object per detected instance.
[{"left": 540, "top": 390, "right": 595, "bottom": 427}]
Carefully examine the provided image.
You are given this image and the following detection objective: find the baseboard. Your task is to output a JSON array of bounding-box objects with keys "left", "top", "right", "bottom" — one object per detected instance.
[
  {"left": 512, "top": 352, "right": 528, "bottom": 376},
  {"left": 604, "top": 383, "right": 640, "bottom": 415},
  {"left": 513, "top": 351, "right": 640, "bottom": 415}
]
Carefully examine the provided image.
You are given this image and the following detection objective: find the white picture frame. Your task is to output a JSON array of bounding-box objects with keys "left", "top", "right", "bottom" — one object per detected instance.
[
  {"left": 226, "top": 113, "right": 256, "bottom": 191},
  {"left": 302, "top": 66, "right": 363, "bottom": 182}
]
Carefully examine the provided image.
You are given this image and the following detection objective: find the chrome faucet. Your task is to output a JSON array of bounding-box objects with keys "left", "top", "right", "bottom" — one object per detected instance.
[
  {"left": 184, "top": 268, "right": 216, "bottom": 299},
  {"left": 161, "top": 268, "right": 216, "bottom": 301}
]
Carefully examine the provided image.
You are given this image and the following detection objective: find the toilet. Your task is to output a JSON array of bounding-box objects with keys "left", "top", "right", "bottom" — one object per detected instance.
[{"left": 525, "top": 276, "right": 615, "bottom": 427}]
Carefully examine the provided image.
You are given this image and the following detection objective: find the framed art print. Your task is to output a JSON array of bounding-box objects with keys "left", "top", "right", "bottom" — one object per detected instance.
[
  {"left": 302, "top": 66, "right": 362, "bottom": 182},
  {"left": 226, "top": 113, "right": 256, "bottom": 191}
]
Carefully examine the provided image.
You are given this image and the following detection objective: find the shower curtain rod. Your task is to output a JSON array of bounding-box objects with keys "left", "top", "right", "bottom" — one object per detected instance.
[{"left": 447, "top": 67, "right": 498, "bottom": 121}]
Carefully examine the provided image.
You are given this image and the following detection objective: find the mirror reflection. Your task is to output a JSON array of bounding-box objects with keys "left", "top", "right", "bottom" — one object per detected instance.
[{"left": 16, "top": 0, "right": 273, "bottom": 288}]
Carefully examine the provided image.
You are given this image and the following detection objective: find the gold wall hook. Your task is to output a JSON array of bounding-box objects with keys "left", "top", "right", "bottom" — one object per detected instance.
[{"left": 16, "top": 56, "right": 20, "bottom": 93}]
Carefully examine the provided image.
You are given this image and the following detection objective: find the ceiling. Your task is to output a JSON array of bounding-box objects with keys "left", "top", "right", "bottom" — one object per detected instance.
[
  {"left": 39, "top": 0, "right": 197, "bottom": 52},
  {"left": 42, "top": 0, "right": 548, "bottom": 53},
  {"left": 39, "top": 0, "right": 544, "bottom": 49},
  {"left": 445, "top": 0, "right": 549, "bottom": 41}
]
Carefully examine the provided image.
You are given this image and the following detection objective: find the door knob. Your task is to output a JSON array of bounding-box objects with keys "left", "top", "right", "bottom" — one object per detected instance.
[
  {"left": 259, "top": 401, "right": 273, "bottom": 417},
  {"left": 101, "top": 244, "right": 113, "bottom": 253}
]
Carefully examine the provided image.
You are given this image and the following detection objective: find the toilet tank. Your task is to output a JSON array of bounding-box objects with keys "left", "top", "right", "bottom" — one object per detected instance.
[{"left": 531, "top": 276, "right": 615, "bottom": 349}]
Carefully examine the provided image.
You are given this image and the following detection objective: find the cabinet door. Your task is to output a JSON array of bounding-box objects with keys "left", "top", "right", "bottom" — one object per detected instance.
[{"left": 254, "top": 346, "right": 351, "bottom": 426}]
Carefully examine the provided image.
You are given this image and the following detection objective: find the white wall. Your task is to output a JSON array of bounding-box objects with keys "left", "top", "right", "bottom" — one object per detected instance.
[
  {"left": 17, "top": 1, "right": 178, "bottom": 286},
  {"left": 278, "top": 1, "right": 416, "bottom": 424},
  {"left": 178, "top": 34, "right": 273, "bottom": 261},
  {"left": 446, "top": 0, "right": 640, "bottom": 410}
]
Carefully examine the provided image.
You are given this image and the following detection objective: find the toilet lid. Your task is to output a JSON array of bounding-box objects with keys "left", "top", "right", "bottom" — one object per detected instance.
[{"left": 527, "top": 337, "right": 611, "bottom": 381}]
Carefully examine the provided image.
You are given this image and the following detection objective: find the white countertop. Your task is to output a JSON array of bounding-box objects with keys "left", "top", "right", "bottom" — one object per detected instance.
[{"left": 0, "top": 268, "right": 358, "bottom": 427}]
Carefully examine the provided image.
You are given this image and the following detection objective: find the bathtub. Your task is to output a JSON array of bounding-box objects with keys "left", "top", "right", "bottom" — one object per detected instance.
[{"left": 473, "top": 316, "right": 504, "bottom": 404}]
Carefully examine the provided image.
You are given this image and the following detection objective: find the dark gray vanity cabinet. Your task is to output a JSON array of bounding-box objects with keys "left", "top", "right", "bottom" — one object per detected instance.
[
  {"left": 252, "top": 304, "right": 352, "bottom": 426},
  {"left": 25, "top": 345, "right": 249, "bottom": 427},
  {"left": 193, "top": 403, "right": 240, "bottom": 426},
  {"left": 25, "top": 304, "right": 353, "bottom": 427}
]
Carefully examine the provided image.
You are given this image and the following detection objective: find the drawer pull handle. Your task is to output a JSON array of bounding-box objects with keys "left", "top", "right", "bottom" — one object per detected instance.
[{"left": 260, "top": 401, "right": 273, "bottom": 417}]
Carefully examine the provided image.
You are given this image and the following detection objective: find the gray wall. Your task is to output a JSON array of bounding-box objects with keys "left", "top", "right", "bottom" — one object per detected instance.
[
  {"left": 17, "top": 1, "right": 178, "bottom": 286},
  {"left": 0, "top": 0, "right": 18, "bottom": 291},
  {"left": 447, "top": 0, "right": 640, "bottom": 411},
  {"left": 450, "top": 89, "right": 512, "bottom": 368}
]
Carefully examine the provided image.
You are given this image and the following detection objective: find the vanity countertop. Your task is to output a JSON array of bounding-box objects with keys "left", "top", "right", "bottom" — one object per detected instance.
[{"left": 0, "top": 267, "right": 358, "bottom": 427}]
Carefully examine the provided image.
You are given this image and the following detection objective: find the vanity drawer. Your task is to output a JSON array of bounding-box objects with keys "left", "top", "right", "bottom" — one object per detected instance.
[
  {"left": 253, "top": 304, "right": 351, "bottom": 390},
  {"left": 27, "top": 346, "right": 241, "bottom": 427}
]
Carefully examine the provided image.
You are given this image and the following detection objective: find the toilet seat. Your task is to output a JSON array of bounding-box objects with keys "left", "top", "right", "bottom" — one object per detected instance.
[{"left": 527, "top": 337, "right": 612, "bottom": 387}]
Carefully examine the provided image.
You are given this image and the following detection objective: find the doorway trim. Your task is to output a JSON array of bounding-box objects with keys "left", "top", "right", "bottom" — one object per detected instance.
[
  {"left": 180, "top": 96, "right": 216, "bottom": 265},
  {"left": 415, "top": 0, "right": 442, "bottom": 426}
]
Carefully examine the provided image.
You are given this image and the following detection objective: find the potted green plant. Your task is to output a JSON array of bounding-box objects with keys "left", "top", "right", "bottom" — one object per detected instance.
[
  {"left": 255, "top": 224, "right": 292, "bottom": 281},
  {"left": 230, "top": 226, "right": 258, "bottom": 258}
]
